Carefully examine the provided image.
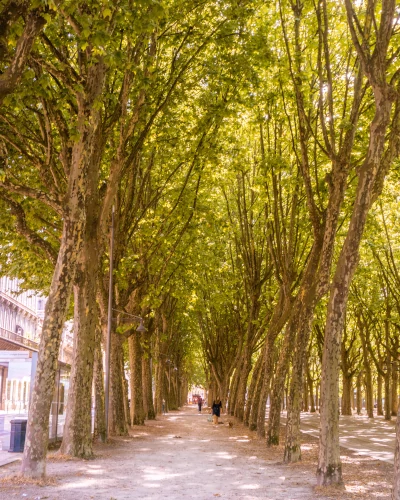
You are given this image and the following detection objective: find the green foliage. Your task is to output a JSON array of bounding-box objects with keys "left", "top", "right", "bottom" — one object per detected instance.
[{"left": 1, "top": 0, "right": 400, "bottom": 390}]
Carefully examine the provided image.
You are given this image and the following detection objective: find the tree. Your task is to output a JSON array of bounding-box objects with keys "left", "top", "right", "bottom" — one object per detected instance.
[{"left": 317, "top": 0, "right": 400, "bottom": 486}]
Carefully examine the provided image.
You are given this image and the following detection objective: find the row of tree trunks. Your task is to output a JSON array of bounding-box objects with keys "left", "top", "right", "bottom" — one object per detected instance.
[
  {"left": 234, "top": 348, "right": 252, "bottom": 421},
  {"left": 244, "top": 352, "right": 264, "bottom": 427},
  {"left": 318, "top": 0, "right": 400, "bottom": 484},
  {"left": 228, "top": 363, "right": 241, "bottom": 417},
  {"left": 284, "top": 295, "right": 319, "bottom": 462},
  {"left": 267, "top": 318, "right": 298, "bottom": 446}
]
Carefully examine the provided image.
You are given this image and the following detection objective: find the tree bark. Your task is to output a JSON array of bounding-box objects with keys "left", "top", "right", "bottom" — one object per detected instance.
[
  {"left": 317, "top": 89, "right": 396, "bottom": 487},
  {"left": 233, "top": 348, "right": 252, "bottom": 422},
  {"left": 385, "top": 367, "right": 393, "bottom": 421},
  {"left": 93, "top": 327, "right": 106, "bottom": 443},
  {"left": 21, "top": 214, "right": 82, "bottom": 477},
  {"left": 393, "top": 363, "right": 399, "bottom": 417},
  {"left": 142, "top": 354, "right": 155, "bottom": 420},
  {"left": 109, "top": 332, "right": 128, "bottom": 435},
  {"left": 317, "top": 0, "right": 399, "bottom": 479},
  {"left": 228, "top": 365, "right": 241, "bottom": 417},
  {"left": 356, "top": 373, "right": 362, "bottom": 415},
  {"left": 245, "top": 353, "right": 264, "bottom": 429},
  {"left": 267, "top": 321, "right": 296, "bottom": 446},
  {"left": 59, "top": 277, "right": 96, "bottom": 457},
  {"left": 377, "top": 371, "right": 383, "bottom": 416},
  {"left": 21, "top": 52, "right": 106, "bottom": 476},
  {"left": 255, "top": 293, "right": 292, "bottom": 437},
  {"left": 284, "top": 293, "right": 317, "bottom": 462},
  {"left": 341, "top": 376, "right": 353, "bottom": 416},
  {"left": 154, "top": 355, "right": 165, "bottom": 415},
  {"left": 359, "top": 321, "right": 373, "bottom": 419},
  {"left": 393, "top": 403, "right": 400, "bottom": 499},
  {"left": 129, "top": 331, "right": 145, "bottom": 425},
  {"left": 364, "top": 371, "right": 374, "bottom": 419},
  {"left": 308, "top": 369, "right": 316, "bottom": 413},
  {"left": 243, "top": 353, "right": 263, "bottom": 430}
]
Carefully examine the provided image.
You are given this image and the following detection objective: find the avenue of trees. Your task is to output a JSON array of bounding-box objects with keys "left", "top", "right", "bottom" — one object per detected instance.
[{"left": 1, "top": 0, "right": 400, "bottom": 494}]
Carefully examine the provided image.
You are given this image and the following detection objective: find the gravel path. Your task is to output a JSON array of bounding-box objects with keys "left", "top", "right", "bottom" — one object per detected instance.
[
  {"left": 0, "top": 406, "right": 319, "bottom": 500},
  {"left": 283, "top": 412, "right": 396, "bottom": 464}
]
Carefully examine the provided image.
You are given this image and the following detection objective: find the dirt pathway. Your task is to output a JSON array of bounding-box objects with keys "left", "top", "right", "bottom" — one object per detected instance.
[
  {"left": 280, "top": 411, "right": 396, "bottom": 464},
  {"left": 0, "top": 406, "right": 394, "bottom": 499}
]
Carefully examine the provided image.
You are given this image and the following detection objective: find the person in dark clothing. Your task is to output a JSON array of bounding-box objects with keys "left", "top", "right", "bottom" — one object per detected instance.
[
  {"left": 198, "top": 396, "right": 203, "bottom": 412},
  {"left": 211, "top": 398, "right": 222, "bottom": 424}
]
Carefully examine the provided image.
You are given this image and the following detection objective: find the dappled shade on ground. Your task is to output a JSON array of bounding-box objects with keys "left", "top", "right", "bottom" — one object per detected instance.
[{"left": 0, "top": 406, "right": 394, "bottom": 499}]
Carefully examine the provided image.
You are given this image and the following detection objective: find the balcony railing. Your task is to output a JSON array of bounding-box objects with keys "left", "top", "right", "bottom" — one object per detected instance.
[
  {"left": 0, "top": 326, "right": 72, "bottom": 366},
  {"left": 0, "top": 326, "right": 39, "bottom": 351}
]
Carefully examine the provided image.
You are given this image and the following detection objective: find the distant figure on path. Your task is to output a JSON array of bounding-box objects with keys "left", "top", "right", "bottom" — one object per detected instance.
[
  {"left": 198, "top": 396, "right": 203, "bottom": 412},
  {"left": 211, "top": 398, "right": 222, "bottom": 424}
]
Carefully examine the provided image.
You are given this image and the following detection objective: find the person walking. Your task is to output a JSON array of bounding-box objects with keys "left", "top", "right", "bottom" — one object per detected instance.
[
  {"left": 198, "top": 396, "right": 203, "bottom": 412},
  {"left": 211, "top": 398, "right": 222, "bottom": 425}
]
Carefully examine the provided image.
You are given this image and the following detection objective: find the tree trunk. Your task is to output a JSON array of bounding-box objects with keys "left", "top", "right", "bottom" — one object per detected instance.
[
  {"left": 267, "top": 323, "right": 296, "bottom": 446},
  {"left": 93, "top": 327, "right": 106, "bottom": 443},
  {"left": 169, "top": 367, "right": 179, "bottom": 410},
  {"left": 377, "top": 371, "right": 383, "bottom": 416},
  {"left": 356, "top": 373, "right": 362, "bottom": 415},
  {"left": 234, "top": 350, "right": 252, "bottom": 422},
  {"left": 364, "top": 369, "right": 374, "bottom": 419},
  {"left": 244, "top": 353, "right": 263, "bottom": 427},
  {"left": 181, "top": 376, "right": 188, "bottom": 406},
  {"left": 341, "top": 376, "right": 353, "bottom": 416},
  {"left": 317, "top": 0, "right": 399, "bottom": 481},
  {"left": 317, "top": 70, "right": 397, "bottom": 488},
  {"left": 21, "top": 215, "right": 84, "bottom": 477},
  {"left": 142, "top": 355, "right": 155, "bottom": 420},
  {"left": 59, "top": 229, "right": 98, "bottom": 457},
  {"left": 284, "top": 282, "right": 320, "bottom": 462},
  {"left": 392, "top": 403, "right": 400, "bottom": 499},
  {"left": 308, "top": 369, "right": 316, "bottom": 413},
  {"left": 123, "top": 376, "right": 130, "bottom": 426},
  {"left": 109, "top": 332, "right": 128, "bottom": 435},
  {"left": 359, "top": 319, "right": 373, "bottom": 419},
  {"left": 392, "top": 361, "right": 399, "bottom": 417},
  {"left": 247, "top": 354, "right": 265, "bottom": 431},
  {"left": 303, "top": 381, "right": 308, "bottom": 412},
  {"left": 154, "top": 358, "right": 164, "bottom": 415},
  {"left": 228, "top": 365, "right": 241, "bottom": 417},
  {"left": 385, "top": 368, "right": 393, "bottom": 421},
  {"left": 252, "top": 287, "right": 293, "bottom": 437},
  {"left": 129, "top": 332, "right": 145, "bottom": 425},
  {"left": 255, "top": 340, "right": 275, "bottom": 437},
  {"left": 21, "top": 56, "right": 106, "bottom": 476}
]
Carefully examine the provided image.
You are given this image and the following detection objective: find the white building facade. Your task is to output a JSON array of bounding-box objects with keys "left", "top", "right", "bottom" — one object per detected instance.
[{"left": 0, "top": 277, "right": 72, "bottom": 417}]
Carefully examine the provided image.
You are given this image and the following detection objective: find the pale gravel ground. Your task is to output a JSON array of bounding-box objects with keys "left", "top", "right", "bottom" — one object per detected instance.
[{"left": 0, "top": 406, "right": 393, "bottom": 500}]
